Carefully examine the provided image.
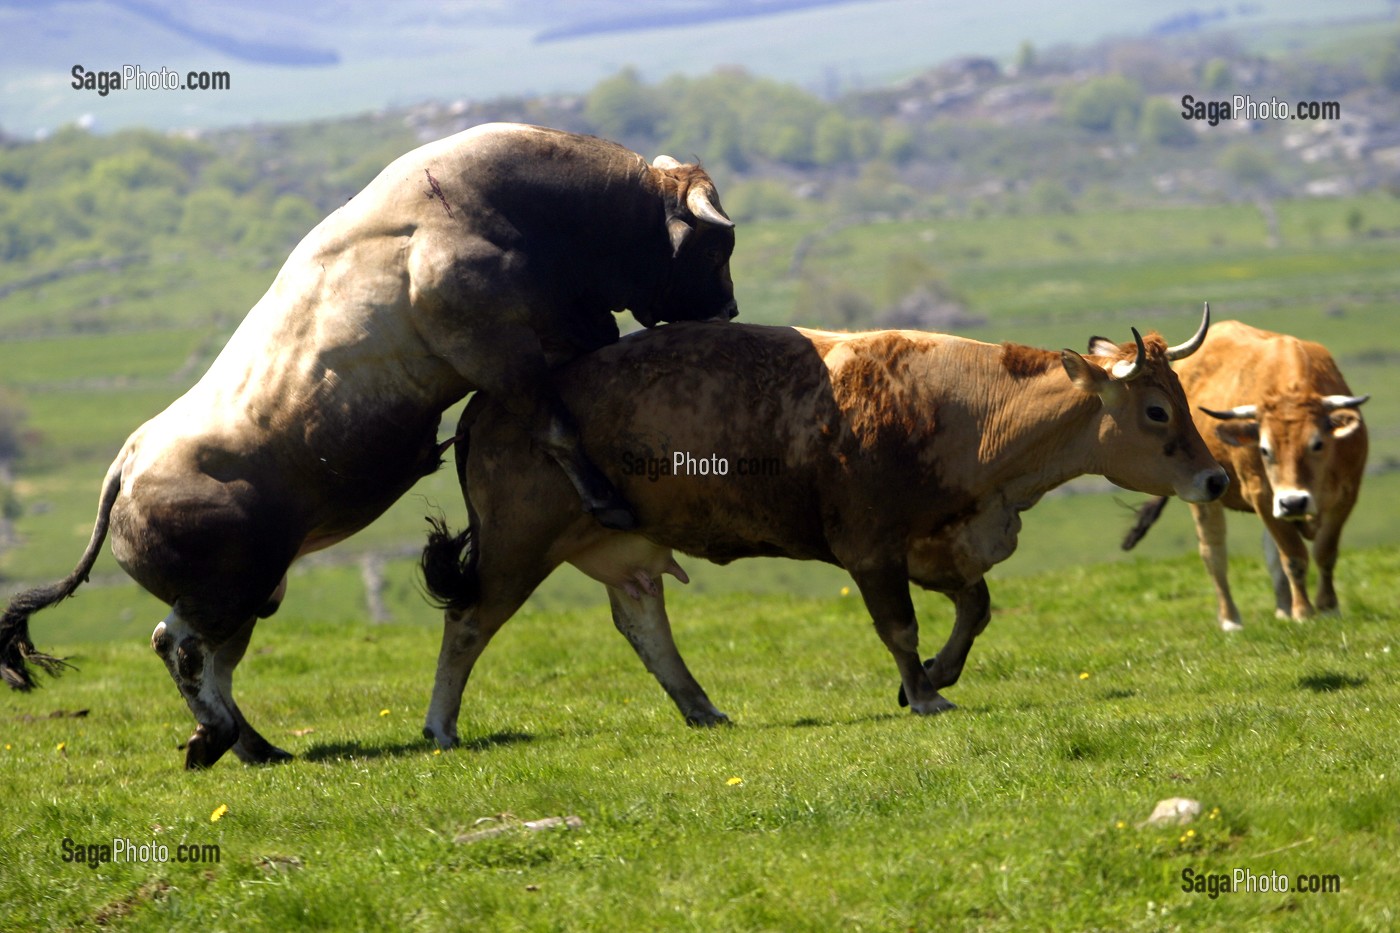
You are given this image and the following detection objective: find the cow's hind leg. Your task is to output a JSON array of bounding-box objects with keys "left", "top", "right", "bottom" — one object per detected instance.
[
  {"left": 216, "top": 617, "right": 291, "bottom": 764},
  {"left": 606, "top": 583, "right": 727, "bottom": 726}
]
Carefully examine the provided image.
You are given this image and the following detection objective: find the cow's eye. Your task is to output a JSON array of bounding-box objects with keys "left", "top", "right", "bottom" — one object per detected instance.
[
  {"left": 1310, "top": 437, "right": 1325, "bottom": 453},
  {"left": 1260, "top": 444, "right": 1273, "bottom": 461},
  {"left": 1147, "top": 405, "right": 1169, "bottom": 424}
]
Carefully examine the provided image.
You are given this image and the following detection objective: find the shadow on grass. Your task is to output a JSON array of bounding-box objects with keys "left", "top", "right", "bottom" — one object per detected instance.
[
  {"left": 1297, "top": 671, "right": 1368, "bottom": 693},
  {"left": 302, "top": 730, "right": 534, "bottom": 761}
]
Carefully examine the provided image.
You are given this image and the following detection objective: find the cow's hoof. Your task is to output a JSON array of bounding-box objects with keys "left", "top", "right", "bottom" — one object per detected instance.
[
  {"left": 1220, "top": 619, "right": 1243, "bottom": 632},
  {"left": 909, "top": 695, "right": 957, "bottom": 716},
  {"left": 423, "top": 724, "right": 457, "bottom": 750},
  {"left": 590, "top": 504, "right": 638, "bottom": 531}
]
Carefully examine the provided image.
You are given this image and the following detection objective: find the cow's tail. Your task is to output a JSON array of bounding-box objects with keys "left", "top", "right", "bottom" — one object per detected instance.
[
  {"left": 420, "top": 396, "right": 483, "bottom": 612},
  {"left": 421, "top": 518, "right": 478, "bottom": 612},
  {"left": 1, "top": 454, "right": 125, "bottom": 690},
  {"left": 1121, "top": 496, "right": 1170, "bottom": 551}
]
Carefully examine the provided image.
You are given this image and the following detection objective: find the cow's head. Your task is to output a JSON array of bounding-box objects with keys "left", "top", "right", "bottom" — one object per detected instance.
[
  {"left": 1201, "top": 392, "right": 1368, "bottom": 521},
  {"left": 634, "top": 156, "right": 737, "bottom": 328},
  {"left": 1062, "top": 304, "right": 1228, "bottom": 503}
]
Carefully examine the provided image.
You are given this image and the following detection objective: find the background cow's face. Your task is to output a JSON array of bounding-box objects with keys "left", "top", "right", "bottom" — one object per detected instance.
[
  {"left": 1068, "top": 329, "right": 1227, "bottom": 503},
  {"left": 634, "top": 166, "right": 738, "bottom": 327},
  {"left": 1209, "top": 395, "right": 1368, "bottom": 521}
]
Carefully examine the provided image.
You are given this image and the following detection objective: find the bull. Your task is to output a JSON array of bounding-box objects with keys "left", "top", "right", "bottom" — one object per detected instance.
[
  {"left": 418, "top": 310, "right": 1226, "bottom": 745},
  {"left": 1122, "top": 319, "right": 1368, "bottom": 630},
  {"left": 0, "top": 123, "right": 737, "bottom": 769}
]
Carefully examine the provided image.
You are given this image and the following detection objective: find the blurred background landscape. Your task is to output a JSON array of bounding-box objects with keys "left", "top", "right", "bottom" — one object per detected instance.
[{"left": 2, "top": 0, "right": 1398, "bottom": 641}]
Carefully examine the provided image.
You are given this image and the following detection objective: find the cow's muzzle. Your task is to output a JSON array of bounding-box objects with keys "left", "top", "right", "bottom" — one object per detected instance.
[
  {"left": 1181, "top": 466, "right": 1229, "bottom": 503},
  {"left": 1273, "top": 490, "right": 1315, "bottom": 521},
  {"left": 704, "top": 299, "right": 739, "bottom": 322}
]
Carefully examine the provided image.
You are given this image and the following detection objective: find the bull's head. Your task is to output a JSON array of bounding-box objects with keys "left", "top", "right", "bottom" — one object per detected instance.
[
  {"left": 634, "top": 156, "right": 737, "bottom": 328},
  {"left": 1062, "top": 303, "right": 1228, "bottom": 503},
  {"left": 1201, "top": 392, "right": 1368, "bottom": 521}
]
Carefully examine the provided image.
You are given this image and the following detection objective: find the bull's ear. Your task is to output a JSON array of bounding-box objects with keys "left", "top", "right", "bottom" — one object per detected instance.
[
  {"left": 1329, "top": 409, "right": 1364, "bottom": 439},
  {"left": 668, "top": 216, "right": 693, "bottom": 257},
  {"left": 1061, "top": 349, "right": 1109, "bottom": 394},
  {"left": 1214, "top": 421, "right": 1259, "bottom": 448}
]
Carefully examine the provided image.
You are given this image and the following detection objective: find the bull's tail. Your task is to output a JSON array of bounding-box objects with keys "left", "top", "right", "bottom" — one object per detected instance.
[
  {"left": 419, "top": 396, "right": 484, "bottom": 612},
  {"left": 1, "top": 454, "right": 125, "bottom": 690},
  {"left": 1121, "top": 496, "right": 1170, "bottom": 551}
]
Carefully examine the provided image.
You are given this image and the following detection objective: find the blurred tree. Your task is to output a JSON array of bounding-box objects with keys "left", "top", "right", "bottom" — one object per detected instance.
[
  {"left": 1140, "top": 97, "right": 1195, "bottom": 147},
  {"left": 1061, "top": 76, "right": 1143, "bottom": 132},
  {"left": 585, "top": 67, "right": 665, "bottom": 141}
]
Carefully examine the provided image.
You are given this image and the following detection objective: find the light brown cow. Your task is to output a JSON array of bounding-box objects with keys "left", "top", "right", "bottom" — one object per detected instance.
[
  {"left": 418, "top": 311, "right": 1226, "bottom": 745},
  {"left": 1122, "top": 319, "right": 1368, "bottom": 630},
  {"left": 0, "top": 123, "right": 737, "bottom": 769}
]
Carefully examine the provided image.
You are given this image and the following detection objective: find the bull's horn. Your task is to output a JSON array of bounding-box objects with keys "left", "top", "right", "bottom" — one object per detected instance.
[
  {"left": 1110, "top": 327, "right": 1148, "bottom": 381},
  {"left": 1167, "top": 302, "right": 1211, "bottom": 361},
  {"left": 1200, "top": 404, "right": 1258, "bottom": 421},
  {"left": 652, "top": 154, "right": 682, "bottom": 169},
  {"left": 687, "top": 185, "right": 734, "bottom": 228},
  {"left": 1321, "top": 394, "right": 1370, "bottom": 411}
]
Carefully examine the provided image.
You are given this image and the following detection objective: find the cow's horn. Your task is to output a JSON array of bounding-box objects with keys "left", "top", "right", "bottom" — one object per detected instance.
[
  {"left": 652, "top": 155, "right": 682, "bottom": 169},
  {"left": 687, "top": 185, "right": 734, "bottom": 228},
  {"left": 1200, "top": 404, "right": 1258, "bottom": 421},
  {"left": 1167, "top": 302, "right": 1211, "bottom": 361},
  {"left": 1110, "top": 328, "right": 1148, "bottom": 381},
  {"left": 1320, "top": 394, "right": 1370, "bottom": 411}
]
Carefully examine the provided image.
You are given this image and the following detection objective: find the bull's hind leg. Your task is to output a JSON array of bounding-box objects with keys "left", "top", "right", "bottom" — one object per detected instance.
[
  {"left": 606, "top": 584, "right": 727, "bottom": 726},
  {"left": 152, "top": 608, "right": 287, "bottom": 769},
  {"left": 151, "top": 608, "right": 239, "bottom": 769}
]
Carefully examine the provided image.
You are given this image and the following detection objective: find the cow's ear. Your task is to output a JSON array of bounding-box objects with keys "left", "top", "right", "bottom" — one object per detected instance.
[
  {"left": 1061, "top": 349, "right": 1110, "bottom": 395},
  {"left": 1214, "top": 421, "right": 1259, "bottom": 448},
  {"left": 1329, "top": 409, "right": 1363, "bottom": 439},
  {"left": 1086, "top": 337, "right": 1118, "bottom": 357},
  {"left": 668, "top": 216, "right": 693, "bottom": 257}
]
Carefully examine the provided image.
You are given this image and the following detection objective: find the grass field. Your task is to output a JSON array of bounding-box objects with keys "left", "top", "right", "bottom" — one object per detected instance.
[
  {"left": 1, "top": 548, "right": 1396, "bottom": 931},
  {"left": 2, "top": 188, "right": 1399, "bottom": 929}
]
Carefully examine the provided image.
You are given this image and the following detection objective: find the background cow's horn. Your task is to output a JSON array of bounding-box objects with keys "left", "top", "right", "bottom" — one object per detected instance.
[
  {"left": 1166, "top": 302, "right": 1211, "bottom": 361},
  {"left": 652, "top": 154, "right": 682, "bottom": 169},
  {"left": 1321, "top": 394, "right": 1370, "bottom": 411},
  {"left": 1200, "top": 404, "right": 1258, "bottom": 421},
  {"left": 1110, "top": 327, "right": 1148, "bottom": 381},
  {"left": 687, "top": 186, "right": 734, "bottom": 228}
]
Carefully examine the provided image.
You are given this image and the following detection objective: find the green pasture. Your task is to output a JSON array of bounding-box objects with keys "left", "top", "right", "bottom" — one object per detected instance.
[{"left": 1, "top": 548, "right": 1396, "bottom": 931}]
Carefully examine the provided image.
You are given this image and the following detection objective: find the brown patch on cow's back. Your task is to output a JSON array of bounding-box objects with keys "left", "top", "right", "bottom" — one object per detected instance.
[
  {"left": 1000, "top": 342, "right": 1059, "bottom": 378},
  {"left": 829, "top": 332, "right": 929, "bottom": 451}
]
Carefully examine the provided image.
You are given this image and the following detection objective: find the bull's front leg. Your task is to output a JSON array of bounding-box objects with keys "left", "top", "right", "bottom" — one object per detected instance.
[
  {"left": 432, "top": 319, "right": 636, "bottom": 530},
  {"left": 849, "top": 563, "right": 953, "bottom": 715}
]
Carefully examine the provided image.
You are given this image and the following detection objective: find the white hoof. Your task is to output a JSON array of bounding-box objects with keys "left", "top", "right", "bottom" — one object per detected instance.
[{"left": 1220, "top": 619, "right": 1243, "bottom": 632}]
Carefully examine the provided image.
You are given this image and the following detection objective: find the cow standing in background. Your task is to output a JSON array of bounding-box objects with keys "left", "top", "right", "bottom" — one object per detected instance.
[
  {"left": 1122, "top": 319, "right": 1368, "bottom": 631},
  {"left": 419, "top": 311, "right": 1226, "bottom": 747},
  {"left": 0, "top": 123, "right": 737, "bottom": 769}
]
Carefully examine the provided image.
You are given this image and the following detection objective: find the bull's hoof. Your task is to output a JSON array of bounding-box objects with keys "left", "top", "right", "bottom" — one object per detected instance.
[
  {"left": 909, "top": 695, "right": 957, "bottom": 716},
  {"left": 182, "top": 725, "right": 236, "bottom": 770},
  {"left": 590, "top": 504, "right": 638, "bottom": 531},
  {"left": 684, "top": 709, "right": 731, "bottom": 727}
]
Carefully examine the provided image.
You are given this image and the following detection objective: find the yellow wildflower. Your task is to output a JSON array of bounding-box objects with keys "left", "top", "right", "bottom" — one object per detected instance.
[
  {"left": 726, "top": 776, "right": 743, "bottom": 786},
  {"left": 210, "top": 804, "right": 229, "bottom": 823}
]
